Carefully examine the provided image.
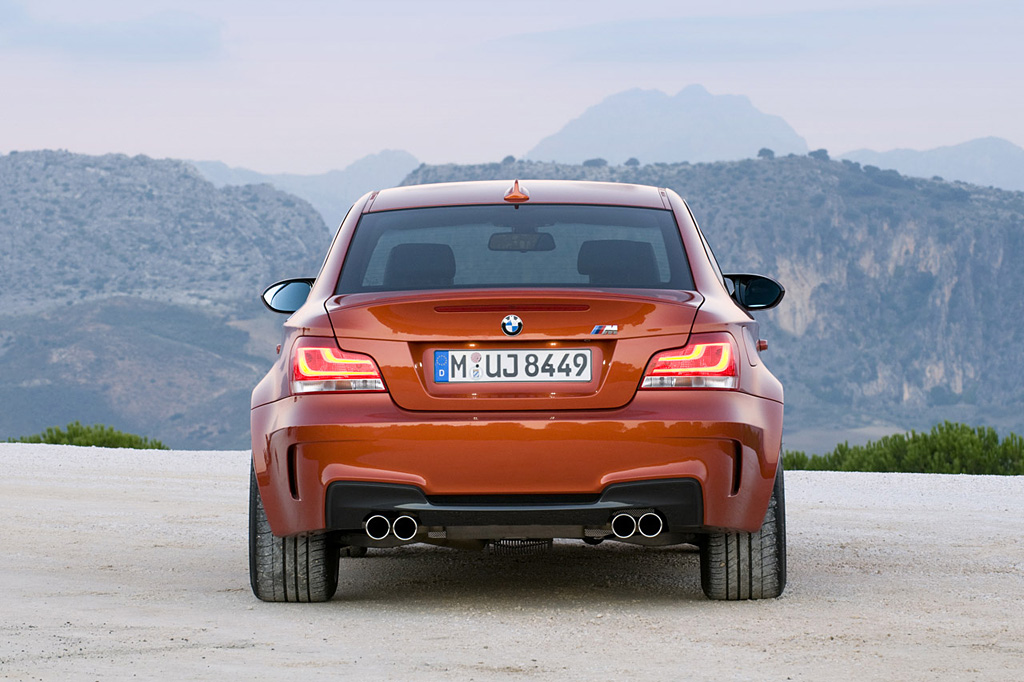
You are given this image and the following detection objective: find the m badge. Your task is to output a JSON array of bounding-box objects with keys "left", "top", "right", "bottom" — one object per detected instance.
[{"left": 590, "top": 325, "right": 618, "bottom": 335}]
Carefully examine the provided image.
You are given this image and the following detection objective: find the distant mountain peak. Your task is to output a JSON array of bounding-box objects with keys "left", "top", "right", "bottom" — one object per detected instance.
[
  {"left": 525, "top": 85, "right": 807, "bottom": 165},
  {"left": 676, "top": 84, "right": 720, "bottom": 102}
]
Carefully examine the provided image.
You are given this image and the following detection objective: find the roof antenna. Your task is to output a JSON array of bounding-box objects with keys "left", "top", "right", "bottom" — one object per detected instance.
[{"left": 503, "top": 179, "right": 530, "bottom": 203}]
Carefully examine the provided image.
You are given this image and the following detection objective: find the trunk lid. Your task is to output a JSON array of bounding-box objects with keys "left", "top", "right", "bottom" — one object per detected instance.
[{"left": 325, "top": 290, "right": 701, "bottom": 411}]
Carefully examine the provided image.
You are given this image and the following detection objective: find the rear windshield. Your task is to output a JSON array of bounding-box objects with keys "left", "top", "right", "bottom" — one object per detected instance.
[{"left": 335, "top": 204, "right": 693, "bottom": 293}]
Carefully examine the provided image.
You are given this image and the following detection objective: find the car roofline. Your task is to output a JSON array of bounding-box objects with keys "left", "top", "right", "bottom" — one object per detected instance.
[{"left": 365, "top": 179, "right": 669, "bottom": 213}]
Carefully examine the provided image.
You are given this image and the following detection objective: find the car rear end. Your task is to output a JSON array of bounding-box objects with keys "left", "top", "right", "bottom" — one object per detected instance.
[{"left": 250, "top": 180, "right": 785, "bottom": 601}]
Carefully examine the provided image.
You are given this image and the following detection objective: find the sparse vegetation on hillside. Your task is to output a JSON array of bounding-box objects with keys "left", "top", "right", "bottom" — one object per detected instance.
[
  {"left": 4, "top": 150, "right": 1023, "bottom": 451},
  {"left": 8, "top": 421, "right": 169, "bottom": 450},
  {"left": 783, "top": 422, "right": 1023, "bottom": 475},
  {"left": 0, "top": 150, "right": 328, "bottom": 450},
  {"left": 0, "top": 150, "right": 329, "bottom": 317},
  {"left": 402, "top": 156, "right": 1024, "bottom": 440}
]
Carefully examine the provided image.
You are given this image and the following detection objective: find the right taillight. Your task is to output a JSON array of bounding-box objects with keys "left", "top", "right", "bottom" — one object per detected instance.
[
  {"left": 640, "top": 333, "right": 739, "bottom": 390},
  {"left": 290, "top": 338, "right": 386, "bottom": 394}
]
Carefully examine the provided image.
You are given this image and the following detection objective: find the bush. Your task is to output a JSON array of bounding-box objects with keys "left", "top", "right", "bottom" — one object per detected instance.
[
  {"left": 7, "top": 421, "right": 169, "bottom": 450},
  {"left": 783, "top": 422, "right": 1023, "bottom": 475},
  {"left": 782, "top": 450, "right": 809, "bottom": 470}
]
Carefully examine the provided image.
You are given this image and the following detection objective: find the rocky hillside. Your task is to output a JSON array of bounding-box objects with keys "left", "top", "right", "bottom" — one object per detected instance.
[
  {"left": 1, "top": 150, "right": 329, "bottom": 315},
  {"left": 4, "top": 149, "right": 1021, "bottom": 450},
  {"left": 0, "top": 150, "right": 329, "bottom": 448},
  {"left": 404, "top": 156, "right": 1024, "bottom": 438}
]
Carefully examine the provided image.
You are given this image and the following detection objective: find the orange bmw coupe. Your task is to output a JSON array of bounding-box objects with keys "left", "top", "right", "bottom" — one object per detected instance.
[{"left": 250, "top": 179, "right": 786, "bottom": 602}]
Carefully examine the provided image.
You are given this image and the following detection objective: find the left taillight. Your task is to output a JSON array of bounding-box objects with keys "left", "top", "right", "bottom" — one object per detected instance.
[
  {"left": 640, "top": 332, "right": 739, "bottom": 390},
  {"left": 290, "top": 338, "right": 386, "bottom": 394}
]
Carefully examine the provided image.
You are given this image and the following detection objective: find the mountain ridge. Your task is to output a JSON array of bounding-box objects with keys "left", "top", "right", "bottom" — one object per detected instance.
[
  {"left": 404, "top": 156, "right": 1024, "bottom": 440},
  {"left": 526, "top": 85, "right": 808, "bottom": 164},
  {"left": 191, "top": 149, "right": 419, "bottom": 226},
  {"left": 0, "top": 150, "right": 329, "bottom": 447},
  {"left": 0, "top": 149, "right": 330, "bottom": 315},
  {"left": 840, "top": 137, "right": 1024, "bottom": 192},
  {"left": 4, "top": 149, "right": 1022, "bottom": 450}
]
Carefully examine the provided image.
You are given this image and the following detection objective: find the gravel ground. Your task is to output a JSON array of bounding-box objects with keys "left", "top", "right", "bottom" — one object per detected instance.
[{"left": 0, "top": 443, "right": 1022, "bottom": 681}]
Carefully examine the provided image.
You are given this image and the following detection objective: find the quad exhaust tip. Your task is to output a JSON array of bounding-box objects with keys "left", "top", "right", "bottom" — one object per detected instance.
[
  {"left": 611, "top": 512, "right": 664, "bottom": 539},
  {"left": 365, "top": 514, "right": 419, "bottom": 541},
  {"left": 611, "top": 513, "right": 638, "bottom": 539},
  {"left": 392, "top": 515, "right": 418, "bottom": 541},
  {"left": 365, "top": 514, "right": 391, "bottom": 541},
  {"left": 637, "top": 512, "right": 663, "bottom": 538}
]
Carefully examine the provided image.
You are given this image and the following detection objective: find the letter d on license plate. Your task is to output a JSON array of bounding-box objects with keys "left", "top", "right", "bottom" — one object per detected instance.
[{"left": 434, "top": 349, "right": 591, "bottom": 383}]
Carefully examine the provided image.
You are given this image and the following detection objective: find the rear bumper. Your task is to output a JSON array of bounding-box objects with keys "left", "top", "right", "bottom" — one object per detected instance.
[
  {"left": 325, "top": 478, "right": 702, "bottom": 532},
  {"left": 251, "top": 391, "right": 783, "bottom": 537}
]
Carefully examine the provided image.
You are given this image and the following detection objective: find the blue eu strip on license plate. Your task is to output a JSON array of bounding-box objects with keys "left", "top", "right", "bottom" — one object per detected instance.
[
  {"left": 433, "top": 349, "right": 591, "bottom": 384},
  {"left": 434, "top": 350, "right": 450, "bottom": 383}
]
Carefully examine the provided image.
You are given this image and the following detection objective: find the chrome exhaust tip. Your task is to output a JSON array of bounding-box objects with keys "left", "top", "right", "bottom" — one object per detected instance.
[
  {"left": 611, "top": 513, "right": 637, "bottom": 539},
  {"left": 365, "top": 514, "right": 391, "bottom": 541},
  {"left": 392, "top": 515, "right": 418, "bottom": 541},
  {"left": 637, "top": 512, "right": 663, "bottom": 538}
]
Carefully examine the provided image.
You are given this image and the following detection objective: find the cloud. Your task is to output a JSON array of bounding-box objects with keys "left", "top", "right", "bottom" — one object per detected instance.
[
  {"left": 485, "top": 18, "right": 808, "bottom": 64},
  {"left": 476, "top": 4, "right": 1017, "bottom": 66},
  {"left": 479, "top": 13, "right": 840, "bottom": 65},
  {"left": 0, "top": 1, "right": 221, "bottom": 62}
]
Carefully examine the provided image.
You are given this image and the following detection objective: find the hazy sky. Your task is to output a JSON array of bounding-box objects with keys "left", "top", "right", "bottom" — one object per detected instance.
[{"left": 2, "top": 0, "right": 1020, "bottom": 173}]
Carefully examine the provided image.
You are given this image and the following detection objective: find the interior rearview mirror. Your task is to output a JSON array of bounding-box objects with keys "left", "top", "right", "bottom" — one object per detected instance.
[
  {"left": 724, "top": 274, "right": 785, "bottom": 311},
  {"left": 488, "top": 231, "right": 556, "bottom": 252},
  {"left": 262, "top": 278, "right": 314, "bottom": 314}
]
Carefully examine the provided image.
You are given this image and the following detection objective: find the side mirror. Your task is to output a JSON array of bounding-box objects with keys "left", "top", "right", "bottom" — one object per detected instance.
[
  {"left": 262, "top": 278, "right": 314, "bottom": 314},
  {"left": 724, "top": 274, "right": 785, "bottom": 311}
]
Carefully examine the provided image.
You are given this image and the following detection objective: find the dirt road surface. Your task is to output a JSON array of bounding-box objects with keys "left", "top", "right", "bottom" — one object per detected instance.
[{"left": 1, "top": 443, "right": 1022, "bottom": 681}]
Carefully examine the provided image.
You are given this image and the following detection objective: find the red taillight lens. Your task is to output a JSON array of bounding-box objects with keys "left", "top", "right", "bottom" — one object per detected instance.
[
  {"left": 291, "top": 339, "right": 386, "bottom": 394},
  {"left": 640, "top": 333, "right": 739, "bottom": 389}
]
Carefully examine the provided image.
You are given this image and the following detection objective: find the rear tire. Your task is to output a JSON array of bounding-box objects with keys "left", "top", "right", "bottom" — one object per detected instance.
[
  {"left": 249, "top": 466, "right": 339, "bottom": 602},
  {"left": 700, "top": 464, "right": 787, "bottom": 600}
]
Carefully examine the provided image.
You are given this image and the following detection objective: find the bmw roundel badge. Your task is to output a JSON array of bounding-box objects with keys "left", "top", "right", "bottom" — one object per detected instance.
[{"left": 500, "top": 314, "right": 523, "bottom": 336}]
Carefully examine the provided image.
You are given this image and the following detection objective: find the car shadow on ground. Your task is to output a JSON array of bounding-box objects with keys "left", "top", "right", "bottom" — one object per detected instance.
[{"left": 330, "top": 541, "right": 706, "bottom": 605}]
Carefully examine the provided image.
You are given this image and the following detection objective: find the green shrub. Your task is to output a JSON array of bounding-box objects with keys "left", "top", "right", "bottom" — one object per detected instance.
[
  {"left": 781, "top": 450, "right": 809, "bottom": 470},
  {"left": 7, "top": 421, "right": 169, "bottom": 450},
  {"left": 784, "top": 421, "right": 1023, "bottom": 475}
]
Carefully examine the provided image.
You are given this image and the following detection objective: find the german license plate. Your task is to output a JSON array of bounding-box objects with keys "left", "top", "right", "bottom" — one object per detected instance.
[{"left": 434, "top": 349, "right": 592, "bottom": 383}]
